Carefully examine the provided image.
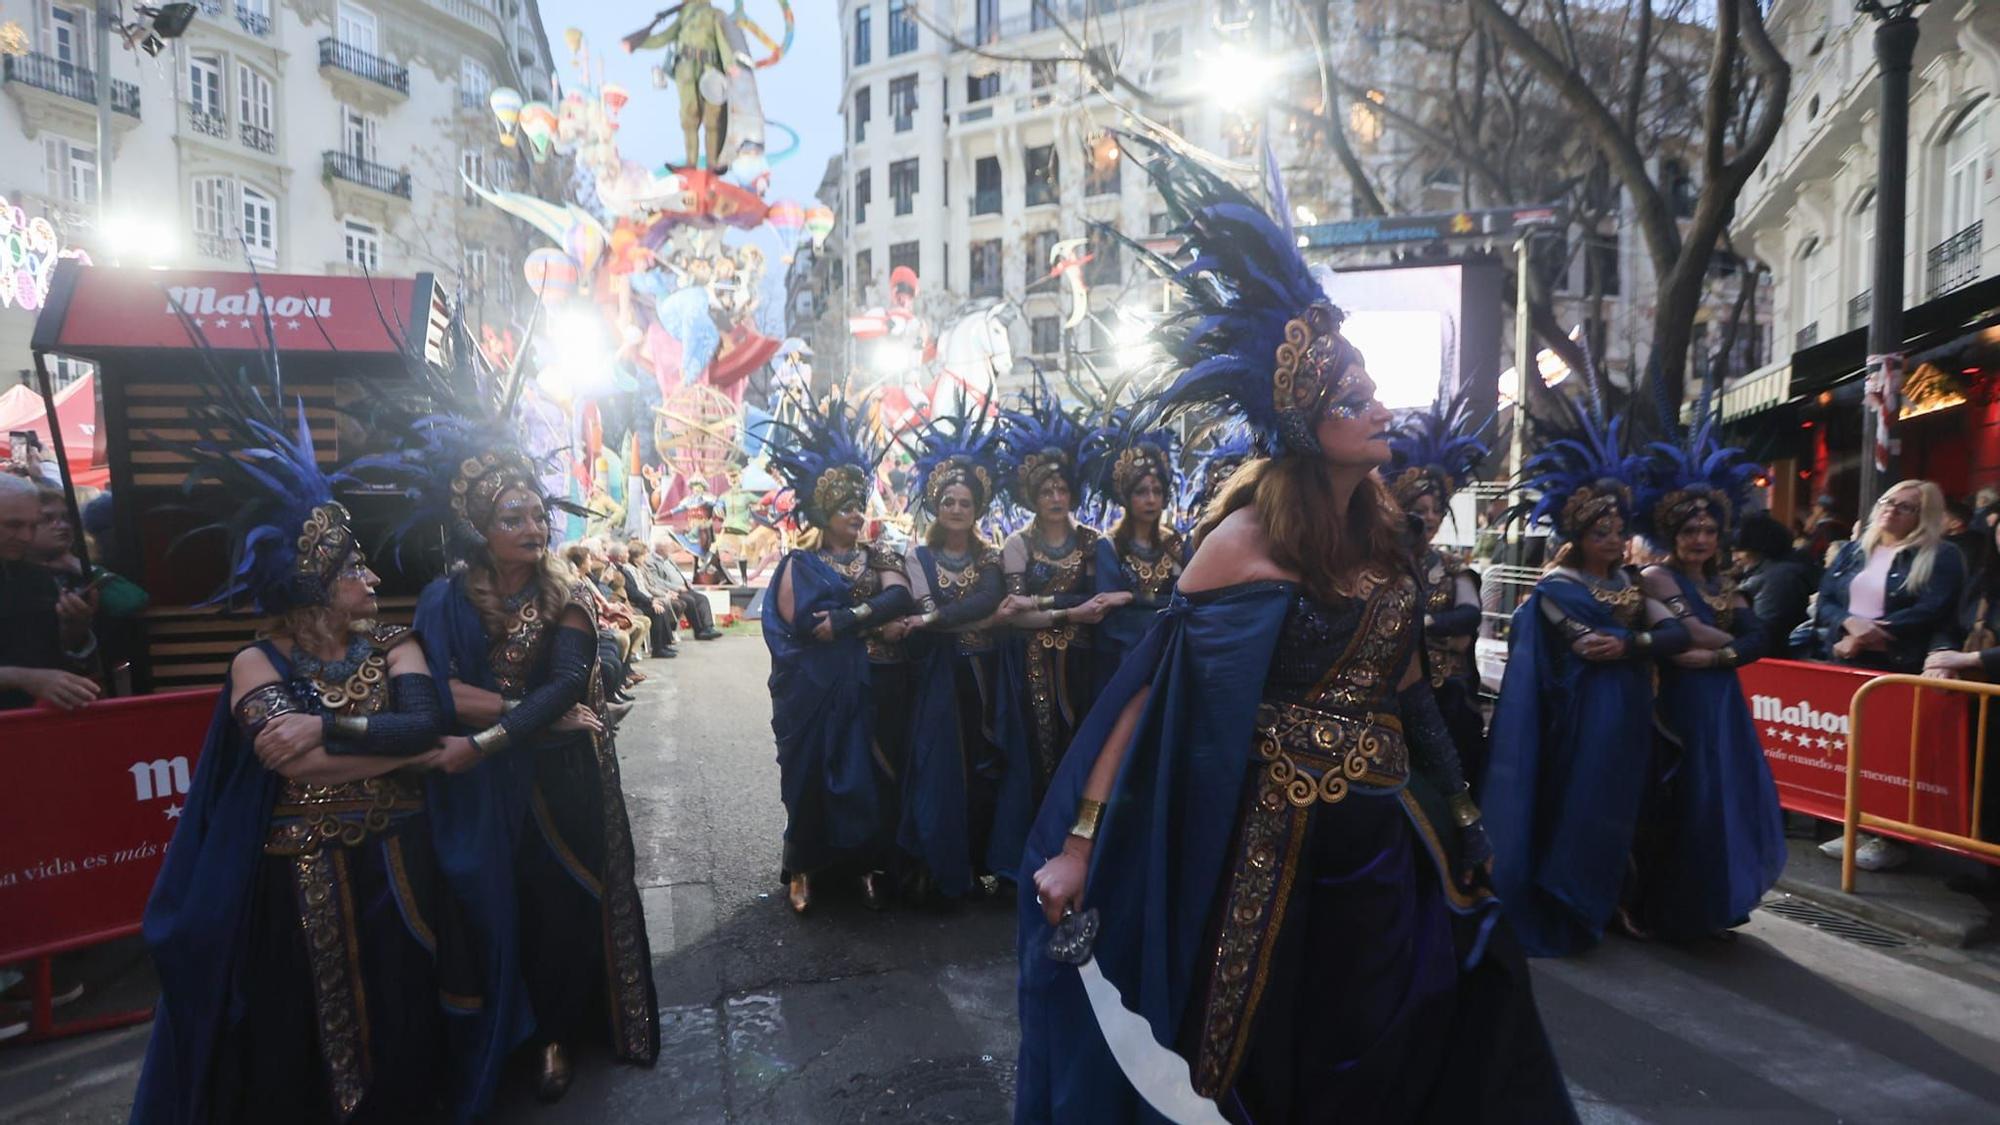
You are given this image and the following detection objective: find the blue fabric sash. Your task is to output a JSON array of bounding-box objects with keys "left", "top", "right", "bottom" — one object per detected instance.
[{"left": 899, "top": 548, "right": 975, "bottom": 896}]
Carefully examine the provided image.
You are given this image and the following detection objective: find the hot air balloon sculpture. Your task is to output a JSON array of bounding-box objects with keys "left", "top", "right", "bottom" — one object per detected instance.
[
  {"left": 804, "top": 204, "right": 834, "bottom": 250},
  {"left": 488, "top": 86, "right": 523, "bottom": 146},
  {"left": 766, "top": 200, "right": 804, "bottom": 263}
]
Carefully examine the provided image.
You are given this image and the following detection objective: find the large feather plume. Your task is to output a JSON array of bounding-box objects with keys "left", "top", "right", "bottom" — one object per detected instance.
[
  {"left": 1635, "top": 388, "right": 1758, "bottom": 542},
  {"left": 1386, "top": 385, "right": 1491, "bottom": 503},
  {"left": 907, "top": 400, "right": 1004, "bottom": 514},
  {"left": 765, "top": 381, "right": 882, "bottom": 527},
  {"left": 996, "top": 368, "right": 1091, "bottom": 513}
]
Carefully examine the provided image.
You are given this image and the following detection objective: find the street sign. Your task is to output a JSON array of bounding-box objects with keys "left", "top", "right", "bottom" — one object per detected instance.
[{"left": 1296, "top": 205, "right": 1564, "bottom": 250}]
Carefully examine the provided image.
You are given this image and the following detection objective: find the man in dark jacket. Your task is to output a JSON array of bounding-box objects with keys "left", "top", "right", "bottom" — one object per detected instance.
[
  {"left": 1735, "top": 512, "right": 1814, "bottom": 659},
  {"left": 0, "top": 473, "right": 99, "bottom": 711}
]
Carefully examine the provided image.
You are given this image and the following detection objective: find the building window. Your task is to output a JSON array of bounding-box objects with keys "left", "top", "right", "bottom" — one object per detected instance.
[
  {"left": 460, "top": 56, "right": 490, "bottom": 101},
  {"left": 970, "top": 238, "right": 1003, "bottom": 297},
  {"left": 344, "top": 219, "right": 382, "bottom": 272},
  {"left": 461, "top": 148, "right": 485, "bottom": 203},
  {"left": 1531, "top": 228, "right": 1572, "bottom": 294},
  {"left": 1584, "top": 233, "right": 1620, "bottom": 297},
  {"left": 1025, "top": 145, "right": 1058, "bottom": 207},
  {"left": 1850, "top": 189, "right": 1875, "bottom": 303},
  {"left": 889, "top": 240, "right": 919, "bottom": 278},
  {"left": 854, "top": 86, "right": 870, "bottom": 143},
  {"left": 888, "top": 0, "right": 917, "bottom": 55},
  {"left": 462, "top": 244, "right": 487, "bottom": 290},
  {"left": 192, "top": 175, "right": 230, "bottom": 255},
  {"left": 1084, "top": 139, "right": 1120, "bottom": 197},
  {"left": 854, "top": 5, "right": 871, "bottom": 66},
  {"left": 1030, "top": 315, "right": 1061, "bottom": 356},
  {"left": 341, "top": 104, "right": 378, "bottom": 163},
  {"left": 188, "top": 53, "right": 225, "bottom": 128},
  {"left": 967, "top": 72, "right": 998, "bottom": 103},
  {"left": 1085, "top": 225, "right": 1122, "bottom": 286},
  {"left": 1031, "top": 61, "right": 1058, "bottom": 90},
  {"left": 41, "top": 136, "right": 96, "bottom": 206},
  {"left": 337, "top": 2, "right": 377, "bottom": 52},
  {"left": 1794, "top": 237, "right": 1821, "bottom": 340},
  {"left": 241, "top": 185, "right": 276, "bottom": 267},
  {"left": 1025, "top": 230, "right": 1057, "bottom": 286},
  {"left": 1147, "top": 211, "right": 1171, "bottom": 236},
  {"left": 855, "top": 249, "right": 873, "bottom": 293},
  {"left": 974, "top": 0, "right": 999, "bottom": 44},
  {"left": 47, "top": 4, "right": 93, "bottom": 70},
  {"left": 1031, "top": 2, "right": 1056, "bottom": 32},
  {"left": 855, "top": 168, "right": 871, "bottom": 224},
  {"left": 889, "top": 75, "right": 917, "bottom": 133},
  {"left": 1153, "top": 29, "right": 1182, "bottom": 61},
  {"left": 972, "top": 157, "right": 1001, "bottom": 214},
  {"left": 1942, "top": 102, "right": 1986, "bottom": 238},
  {"left": 1663, "top": 158, "right": 1695, "bottom": 219},
  {"left": 239, "top": 65, "right": 276, "bottom": 149},
  {"left": 889, "top": 158, "right": 919, "bottom": 216}
]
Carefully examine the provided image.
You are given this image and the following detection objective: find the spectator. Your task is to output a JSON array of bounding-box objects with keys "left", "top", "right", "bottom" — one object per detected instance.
[
  {"left": 1735, "top": 512, "right": 1813, "bottom": 658},
  {"left": 31, "top": 484, "right": 147, "bottom": 617},
  {"left": 570, "top": 541, "right": 646, "bottom": 692},
  {"left": 1797, "top": 480, "right": 1966, "bottom": 871},
  {"left": 608, "top": 541, "right": 677, "bottom": 659},
  {"left": 1924, "top": 512, "right": 2000, "bottom": 886},
  {"left": 0, "top": 473, "right": 99, "bottom": 711},
  {"left": 1801, "top": 493, "right": 1848, "bottom": 575},
  {"left": 1946, "top": 496, "right": 1991, "bottom": 578},
  {"left": 638, "top": 535, "right": 721, "bottom": 640}
]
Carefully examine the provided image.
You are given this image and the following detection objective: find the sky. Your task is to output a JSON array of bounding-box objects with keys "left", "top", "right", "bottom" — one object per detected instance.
[{"left": 538, "top": 2, "right": 843, "bottom": 208}]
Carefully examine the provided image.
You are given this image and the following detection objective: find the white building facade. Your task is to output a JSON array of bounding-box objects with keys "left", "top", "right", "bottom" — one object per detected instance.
[{"left": 0, "top": 0, "right": 557, "bottom": 382}]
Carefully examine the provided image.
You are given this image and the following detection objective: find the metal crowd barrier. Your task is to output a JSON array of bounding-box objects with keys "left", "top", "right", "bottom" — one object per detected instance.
[{"left": 1842, "top": 673, "right": 2000, "bottom": 892}]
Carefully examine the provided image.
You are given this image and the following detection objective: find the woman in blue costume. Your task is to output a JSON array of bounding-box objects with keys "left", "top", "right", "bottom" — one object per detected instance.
[
  {"left": 1386, "top": 392, "right": 1491, "bottom": 786},
  {"left": 1016, "top": 141, "right": 1574, "bottom": 1124},
  {"left": 892, "top": 408, "right": 1013, "bottom": 899},
  {"left": 1086, "top": 424, "right": 1186, "bottom": 690},
  {"left": 370, "top": 343, "right": 659, "bottom": 1102},
  {"left": 135, "top": 387, "right": 473, "bottom": 1124},
  {"left": 1629, "top": 418, "right": 1785, "bottom": 941},
  {"left": 990, "top": 379, "right": 1132, "bottom": 878},
  {"left": 1484, "top": 403, "right": 1693, "bottom": 957},
  {"left": 764, "top": 384, "right": 915, "bottom": 914}
]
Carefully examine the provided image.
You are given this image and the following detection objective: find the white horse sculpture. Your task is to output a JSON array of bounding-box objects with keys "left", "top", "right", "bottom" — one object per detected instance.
[{"left": 928, "top": 299, "right": 1018, "bottom": 419}]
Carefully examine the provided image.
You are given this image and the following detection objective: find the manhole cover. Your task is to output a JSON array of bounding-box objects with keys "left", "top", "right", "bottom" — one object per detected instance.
[
  {"left": 833, "top": 1055, "right": 1014, "bottom": 1123},
  {"left": 1760, "top": 896, "right": 1911, "bottom": 950}
]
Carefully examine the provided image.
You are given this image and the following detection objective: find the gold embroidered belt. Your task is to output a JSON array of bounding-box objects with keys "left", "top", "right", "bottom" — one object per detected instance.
[
  {"left": 266, "top": 776, "right": 424, "bottom": 855},
  {"left": 1251, "top": 700, "right": 1408, "bottom": 807}
]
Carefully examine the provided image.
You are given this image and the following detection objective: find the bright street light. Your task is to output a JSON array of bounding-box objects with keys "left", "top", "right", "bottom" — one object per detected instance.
[
  {"left": 98, "top": 213, "right": 177, "bottom": 264},
  {"left": 1202, "top": 47, "right": 1268, "bottom": 112}
]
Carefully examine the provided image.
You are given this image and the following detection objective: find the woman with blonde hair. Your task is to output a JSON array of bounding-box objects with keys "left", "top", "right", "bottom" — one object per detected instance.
[{"left": 1797, "top": 478, "right": 1966, "bottom": 871}]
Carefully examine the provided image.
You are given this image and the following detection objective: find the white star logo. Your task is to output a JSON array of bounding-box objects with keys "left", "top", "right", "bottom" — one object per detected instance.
[
  {"left": 1765, "top": 727, "right": 1780, "bottom": 740},
  {"left": 192, "top": 317, "right": 204, "bottom": 327},
  {"left": 164, "top": 803, "right": 182, "bottom": 821},
  {"left": 239, "top": 318, "right": 252, "bottom": 329},
  {"left": 286, "top": 320, "right": 301, "bottom": 330},
  {"left": 1780, "top": 730, "right": 1796, "bottom": 743}
]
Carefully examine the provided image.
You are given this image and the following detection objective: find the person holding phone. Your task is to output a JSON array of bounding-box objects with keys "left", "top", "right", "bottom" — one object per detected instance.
[{"left": 0, "top": 472, "right": 99, "bottom": 711}]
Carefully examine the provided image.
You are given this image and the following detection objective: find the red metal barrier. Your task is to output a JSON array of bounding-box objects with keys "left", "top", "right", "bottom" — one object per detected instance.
[
  {"left": 1737, "top": 659, "right": 1984, "bottom": 862},
  {"left": 1, "top": 689, "right": 218, "bottom": 1042}
]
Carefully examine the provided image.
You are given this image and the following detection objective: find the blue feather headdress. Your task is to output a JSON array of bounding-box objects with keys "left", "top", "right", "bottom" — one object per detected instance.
[
  {"left": 347, "top": 315, "right": 587, "bottom": 559},
  {"left": 908, "top": 402, "right": 1002, "bottom": 515},
  {"left": 1082, "top": 408, "right": 1178, "bottom": 511},
  {"left": 766, "top": 382, "right": 881, "bottom": 528},
  {"left": 1635, "top": 398, "right": 1757, "bottom": 545},
  {"left": 1512, "top": 391, "right": 1649, "bottom": 543},
  {"left": 1120, "top": 135, "right": 1366, "bottom": 457},
  {"left": 1386, "top": 387, "right": 1491, "bottom": 510},
  {"left": 1182, "top": 424, "right": 1256, "bottom": 523},
  {"left": 169, "top": 299, "right": 362, "bottom": 615},
  {"left": 997, "top": 369, "right": 1091, "bottom": 513}
]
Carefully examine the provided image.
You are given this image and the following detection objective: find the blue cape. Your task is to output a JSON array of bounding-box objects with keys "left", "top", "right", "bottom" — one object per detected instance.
[
  {"left": 1014, "top": 582, "right": 1292, "bottom": 1122},
  {"left": 763, "top": 550, "right": 881, "bottom": 868},
  {"left": 1484, "top": 579, "right": 1657, "bottom": 957},
  {"left": 412, "top": 576, "right": 542, "bottom": 1118}
]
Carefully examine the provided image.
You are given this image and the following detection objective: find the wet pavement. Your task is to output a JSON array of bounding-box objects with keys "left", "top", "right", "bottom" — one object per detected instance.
[{"left": 8, "top": 634, "right": 2000, "bottom": 1121}]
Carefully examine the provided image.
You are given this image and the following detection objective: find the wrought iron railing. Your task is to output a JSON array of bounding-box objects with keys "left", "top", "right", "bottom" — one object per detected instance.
[
  {"left": 317, "top": 38, "right": 410, "bottom": 95},
  {"left": 194, "top": 232, "right": 234, "bottom": 260},
  {"left": 241, "top": 122, "right": 276, "bottom": 153},
  {"left": 186, "top": 104, "right": 227, "bottom": 139},
  {"left": 1848, "top": 290, "right": 1872, "bottom": 331},
  {"left": 970, "top": 189, "right": 1002, "bottom": 215},
  {"left": 1795, "top": 322, "right": 1820, "bottom": 350},
  {"left": 323, "top": 150, "right": 412, "bottom": 198},
  {"left": 459, "top": 88, "right": 488, "bottom": 110},
  {"left": 1927, "top": 221, "right": 1982, "bottom": 298},
  {"left": 2, "top": 52, "right": 141, "bottom": 116},
  {"left": 237, "top": 9, "right": 272, "bottom": 37}
]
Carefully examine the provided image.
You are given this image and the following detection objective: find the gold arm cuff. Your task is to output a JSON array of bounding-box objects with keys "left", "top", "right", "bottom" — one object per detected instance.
[
  {"left": 1448, "top": 789, "right": 1481, "bottom": 828},
  {"left": 1070, "top": 797, "right": 1105, "bottom": 841},
  {"left": 1717, "top": 646, "right": 1738, "bottom": 669},
  {"left": 917, "top": 611, "right": 940, "bottom": 628},
  {"left": 500, "top": 698, "right": 521, "bottom": 714},
  {"left": 328, "top": 713, "right": 369, "bottom": 739},
  {"left": 471, "top": 725, "right": 511, "bottom": 756},
  {"left": 1036, "top": 594, "right": 1056, "bottom": 610},
  {"left": 1051, "top": 608, "right": 1069, "bottom": 626},
  {"left": 1631, "top": 630, "right": 1653, "bottom": 653},
  {"left": 851, "top": 603, "right": 875, "bottom": 623}
]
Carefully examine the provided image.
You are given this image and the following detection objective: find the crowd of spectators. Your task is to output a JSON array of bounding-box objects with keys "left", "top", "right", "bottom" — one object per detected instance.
[{"left": 558, "top": 534, "right": 729, "bottom": 729}]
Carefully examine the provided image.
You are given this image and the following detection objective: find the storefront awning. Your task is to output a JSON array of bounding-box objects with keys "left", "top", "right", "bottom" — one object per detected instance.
[
  {"left": 1721, "top": 360, "right": 1791, "bottom": 421},
  {"left": 1789, "top": 273, "right": 2000, "bottom": 399}
]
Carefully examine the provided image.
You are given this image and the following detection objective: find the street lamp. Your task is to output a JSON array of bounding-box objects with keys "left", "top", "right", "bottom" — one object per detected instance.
[{"left": 1855, "top": 0, "right": 1930, "bottom": 516}]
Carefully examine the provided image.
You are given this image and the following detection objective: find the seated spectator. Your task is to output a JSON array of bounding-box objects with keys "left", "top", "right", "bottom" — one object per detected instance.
[
  {"left": 608, "top": 541, "right": 677, "bottom": 659},
  {"left": 639, "top": 535, "right": 721, "bottom": 640},
  {"left": 0, "top": 473, "right": 100, "bottom": 711},
  {"left": 1735, "top": 512, "right": 1813, "bottom": 658},
  {"left": 567, "top": 542, "right": 645, "bottom": 696},
  {"left": 1795, "top": 480, "right": 1966, "bottom": 871}
]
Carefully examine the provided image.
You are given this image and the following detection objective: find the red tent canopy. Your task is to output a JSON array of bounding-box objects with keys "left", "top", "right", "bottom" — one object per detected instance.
[{"left": 0, "top": 374, "right": 108, "bottom": 489}]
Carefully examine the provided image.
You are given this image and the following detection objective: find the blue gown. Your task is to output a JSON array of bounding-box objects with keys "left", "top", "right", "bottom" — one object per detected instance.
[
  {"left": 1484, "top": 573, "right": 1690, "bottom": 957},
  {"left": 900, "top": 543, "right": 1011, "bottom": 896},
  {"left": 1638, "top": 569, "right": 1786, "bottom": 939},
  {"left": 1091, "top": 530, "right": 1184, "bottom": 695},
  {"left": 1015, "top": 580, "right": 1572, "bottom": 1123},
  {"left": 763, "top": 549, "right": 891, "bottom": 875}
]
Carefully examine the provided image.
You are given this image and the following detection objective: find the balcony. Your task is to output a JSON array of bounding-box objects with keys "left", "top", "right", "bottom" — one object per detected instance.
[
  {"left": 1795, "top": 322, "right": 1820, "bottom": 350},
  {"left": 241, "top": 122, "right": 276, "bottom": 154},
  {"left": 195, "top": 232, "right": 235, "bottom": 260},
  {"left": 459, "top": 88, "right": 489, "bottom": 111},
  {"left": 237, "top": 9, "right": 272, "bottom": 38},
  {"left": 3, "top": 52, "right": 141, "bottom": 117},
  {"left": 1026, "top": 182, "right": 1057, "bottom": 208},
  {"left": 1926, "top": 221, "right": 1982, "bottom": 299},
  {"left": 318, "top": 38, "right": 409, "bottom": 103},
  {"left": 324, "top": 150, "right": 411, "bottom": 198},
  {"left": 970, "top": 189, "right": 1001, "bottom": 215},
  {"left": 1848, "top": 291, "right": 1871, "bottom": 332},
  {"left": 185, "top": 103, "right": 227, "bottom": 139}
]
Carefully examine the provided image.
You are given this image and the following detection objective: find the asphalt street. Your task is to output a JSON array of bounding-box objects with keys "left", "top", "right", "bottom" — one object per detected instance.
[{"left": 8, "top": 633, "right": 2000, "bottom": 1122}]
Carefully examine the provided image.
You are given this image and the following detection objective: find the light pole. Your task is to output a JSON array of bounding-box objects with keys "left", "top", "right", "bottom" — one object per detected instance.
[{"left": 1856, "top": 0, "right": 1929, "bottom": 517}]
